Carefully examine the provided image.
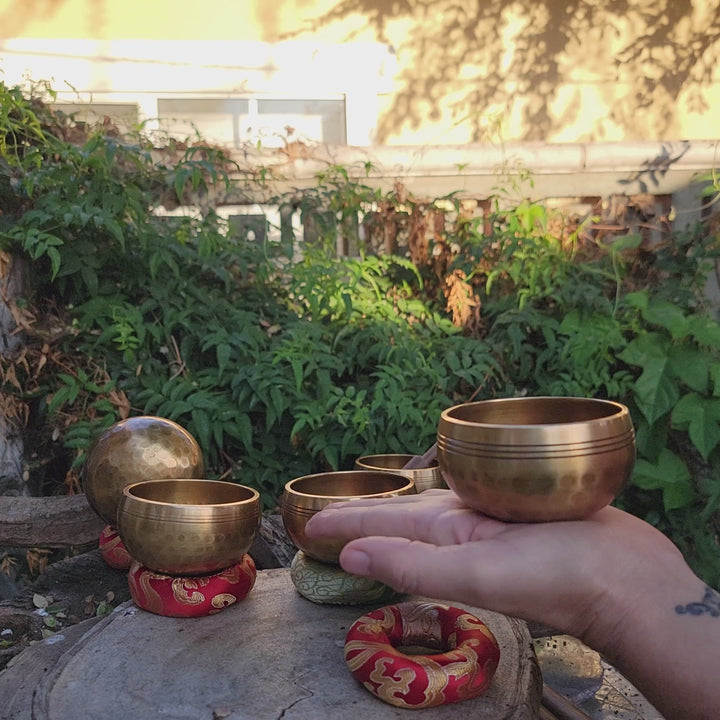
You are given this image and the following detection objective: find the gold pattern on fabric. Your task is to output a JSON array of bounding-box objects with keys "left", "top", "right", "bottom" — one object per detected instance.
[
  {"left": 211, "top": 593, "right": 238, "bottom": 610},
  {"left": 345, "top": 603, "right": 500, "bottom": 708},
  {"left": 221, "top": 563, "right": 242, "bottom": 583},
  {"left": 455, "top": 611, "right": 498, "bottom": 642},
  {"left": 172, "top": 578, "right": 207, "bottom": 606},
  {"left": 130, "top": 564, "right": 164, "bottom": 615},
  {"left": 367, "top": 657, "right": 420, "bottom": 707},
  {"left": 344, "top": 640, "right": 404, "bottom": 671}
]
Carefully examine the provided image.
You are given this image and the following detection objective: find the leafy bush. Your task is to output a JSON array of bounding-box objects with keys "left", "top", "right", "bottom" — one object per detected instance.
[{"left": 2, "top": 81, "right": 720, "bottom": 585}]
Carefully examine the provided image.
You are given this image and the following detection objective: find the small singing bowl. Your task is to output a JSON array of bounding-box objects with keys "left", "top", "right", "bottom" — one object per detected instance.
[
  {"left": 437, "top": 397, "right": 636, "bottom": 522},
  {"left": 281, "top": 471, "right": 415, "bottom": 564},
  {"left": 354, "top": 454, "right": 446, "bottom": 493},
  {"left": 117, "top": 479, "right": 261, "bottom": 576}
]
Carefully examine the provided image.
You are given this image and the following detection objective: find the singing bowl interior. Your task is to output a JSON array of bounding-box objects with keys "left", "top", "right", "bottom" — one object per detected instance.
[
  {"left": 437, "top": 397, "right": 636, "bottom": 522},
  {"left": 117, "top": 479, "right": 261, "bottom": 576},
  {"left": 354, "top": 454, "right": 446, "bottom": 493},
  {"left": 281, "top": 470, "right": 415, "bottom": 564}
]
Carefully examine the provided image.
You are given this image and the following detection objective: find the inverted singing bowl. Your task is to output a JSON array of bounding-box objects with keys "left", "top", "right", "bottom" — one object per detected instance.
[
  {"left": 83, "top": 416, "right": 204, "bottom": 526},
  {"left": 437, "top": 397, "right": 636, "bottom": 522},
  {"left": 281, "top": 470, "right": 415, "bottom": 564},
  {"left": 117, "top": 479, "right": 261, "bottom": 576},
  {"left": 354, "top": 454, "right": 446, "bottom": 493}
]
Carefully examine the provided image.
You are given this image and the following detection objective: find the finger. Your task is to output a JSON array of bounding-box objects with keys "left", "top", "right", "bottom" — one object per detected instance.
[
  {"left": 338, "top": 536, "right": 580, "bottom": 631},
  {"left": 306, "top": 493, "right": 504, "bottom": 546},
  {"left": 339, "top": 537, "right": 488, "bottom": 602}
]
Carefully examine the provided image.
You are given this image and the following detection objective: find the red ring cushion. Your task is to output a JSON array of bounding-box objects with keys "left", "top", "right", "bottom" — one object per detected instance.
[
  {"left": 344, "top": 601, "right": 500, "bottom": 708},
  {"left": 128, "top": 554, "right": 257, "bottom": 617},
  {"left": 99, "top": 525, "right": 132, "bottom": 570}
]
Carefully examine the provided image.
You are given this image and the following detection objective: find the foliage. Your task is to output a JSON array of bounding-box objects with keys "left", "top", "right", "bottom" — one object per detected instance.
[{"left": 2, "top": 81, "right": 720, "bottom": 585}]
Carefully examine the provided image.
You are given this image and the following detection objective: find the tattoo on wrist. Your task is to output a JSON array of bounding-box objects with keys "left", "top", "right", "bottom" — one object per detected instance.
[{"left": 675, "top": 586, "right": 720, "bottom": 617}]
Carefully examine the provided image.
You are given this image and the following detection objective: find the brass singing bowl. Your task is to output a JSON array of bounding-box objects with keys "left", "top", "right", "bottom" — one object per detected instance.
[
  {"left": 354, "top": 454, "right": 446, "bottom": 493},
  {"left": 281, "top": 470, "right": 416, "bottom": 564},
  {"left": 83, "top": 416, "right": 204, "bottom": 526},
  {"left": 117, "top": 479, "right": 261, "bottom": 576},
  {"left": 437, "top": 397, "right": 636, "bottom": 522}
]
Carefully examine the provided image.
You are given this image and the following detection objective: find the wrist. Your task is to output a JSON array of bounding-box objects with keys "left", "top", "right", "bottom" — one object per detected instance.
[{"left": 575, "top": 540, "right": 695, "bottom": 660}]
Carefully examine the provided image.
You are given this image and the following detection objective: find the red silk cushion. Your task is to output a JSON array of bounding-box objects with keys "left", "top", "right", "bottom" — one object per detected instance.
[
  {"left": 128, "top": 554, "right": 257, "bottom": 617},
  {"left": 344, "top": 601, "right": 500, "bottom": 708},
  {"left": 99, "top": 525, "right": 132, "bottom": 570}
]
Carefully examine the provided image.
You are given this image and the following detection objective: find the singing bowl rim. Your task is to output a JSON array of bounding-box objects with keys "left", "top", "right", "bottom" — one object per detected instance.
[
  {"left": 439, "top": 397, "right": 632, "bottom": 444},
  {"left": 283, "top": 470, "right": 415, "bottom": 503},
  {"left": 119, "top": 479, "right": 260, "bottom": 520},
  {"left": 354, "top": 453, "right": 439, "bottom": 471}
]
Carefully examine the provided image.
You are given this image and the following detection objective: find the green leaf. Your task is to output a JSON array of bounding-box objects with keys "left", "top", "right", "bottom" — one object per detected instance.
[
  {"left": 619, "top": 333, "right": 678, "bottom": 424},
  {"left": 33, "top": 593, "right": 48, "bottom": 609},
  {"left": 104, "top": 217, "right": 125, "bottom": 249},
  {"left": 632, "top": 449, "right": 694, "bottom": 511},
  {"left": 226, "top": 413, "right": 253, "bottom": 452},
  {"left": 668, "top": 345, "right": 708, "bottom": 393},
  {"left": 671, "top": 393, "right": 720, "bottom": 460},
  {"left": 323, "top": 444, "right": 339, "bottom": 470},
  {"left": 609, "top": 233, "right": 642, "bottom": 253},
  {"left": 633, "top": 416, "right": 667, "bottom": 462},
  {"left": 290, "top": 359, "right": 304, "bottom": 393},
  {"left": 290, "top": 417, "right": 307, "bottom": 440},
  {"left": 191, "top": 408, "right": 210, "bottom": 453},
  {"left": 46, "top": 246, "right": 62, "bottom": 278},
  {"left": 662, "top": 479, "right": 696, "bottom": 512},
  {"left": 642, "top": 301, "right": 690, "bottom": 339},
  {"left": 624, "top": 291, "right": 649, "bottom": 310},
  {"left": 688, "top": 315, "right": 720, "bottom": 348},
  {"left": 711, "top": 363, "right": 720, "bottom": 397},
  {"left": 216, "top": 343, "right": 232, "bottom": 375},
  {"left": 47, "top": 386, "right": 73, "bottom": 414}
]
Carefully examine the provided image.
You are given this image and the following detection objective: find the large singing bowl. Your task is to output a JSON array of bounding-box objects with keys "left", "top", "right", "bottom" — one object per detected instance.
[
  {"left": 354, "top": 454, "right": 446, "bottom": 493},
  {"left": 437, "top": 397, "right": 636, "bottom": 522},
  {"left": 83, "top": 416, "right": 204, "bottom": 526},
  {"left": 281, "top": 471, "right": 415, "bottom": 564},
  {"left": 117, "top": 479, "right": 261, "bottom": 576}
]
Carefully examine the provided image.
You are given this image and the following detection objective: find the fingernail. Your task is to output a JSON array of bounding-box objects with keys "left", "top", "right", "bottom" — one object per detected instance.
[{"left": 340, "top": 547, "right": 371, "bottom": 576}]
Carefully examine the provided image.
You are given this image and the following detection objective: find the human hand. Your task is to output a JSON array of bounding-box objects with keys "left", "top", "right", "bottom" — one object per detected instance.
[
  {"left": 304, "top": 489, "right": 689, "bottom": 645},
  {"left": 306, "top": 490, "right": 720, "bottom": 719}
]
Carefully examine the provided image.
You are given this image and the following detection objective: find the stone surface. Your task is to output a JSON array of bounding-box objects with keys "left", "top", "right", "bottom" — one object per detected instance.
[{"left": 0, "top": 569, "right": 542, "bottom": 720}]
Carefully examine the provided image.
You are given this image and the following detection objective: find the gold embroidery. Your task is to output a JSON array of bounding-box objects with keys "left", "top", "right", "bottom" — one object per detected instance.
[
  {"left": 368, "top": 657, "right": 418, "bottom": 706},
  {"left": 130, "top": 564, "right": 165, "bottom": 615},
  {"left": 172, "top": 578, "right": 206, "bottom": 605},
  {"left": 345, "top": 604, "right": 499, "bottom": 708},
  {"left": 211, "top": 593, "right": 238, "bottom": 610},
  {"left": 220, "top": 563, "right": 242, "bottom": 583}
]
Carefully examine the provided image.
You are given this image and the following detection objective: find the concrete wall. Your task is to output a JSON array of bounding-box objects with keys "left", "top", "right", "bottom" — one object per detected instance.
[{"left": 1, "top": 0, "right": 720, "bottom": 146}]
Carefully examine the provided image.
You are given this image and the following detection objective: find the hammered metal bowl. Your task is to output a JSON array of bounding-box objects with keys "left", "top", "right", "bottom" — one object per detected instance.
[
  {"left": 437, "top": 397, "right": 635, "bottom": 522},
  {"left": 281, "top": 470, "right": 415, "bottom": 564},
  {"left": 117, "top": 479, "right": 261, "bottom": 576},
  {"left": 83, "top": 416, "right": 204, "bottom": 526},
  {"left": 354, "top": 454, "right": 446, "bottom": 493}
]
